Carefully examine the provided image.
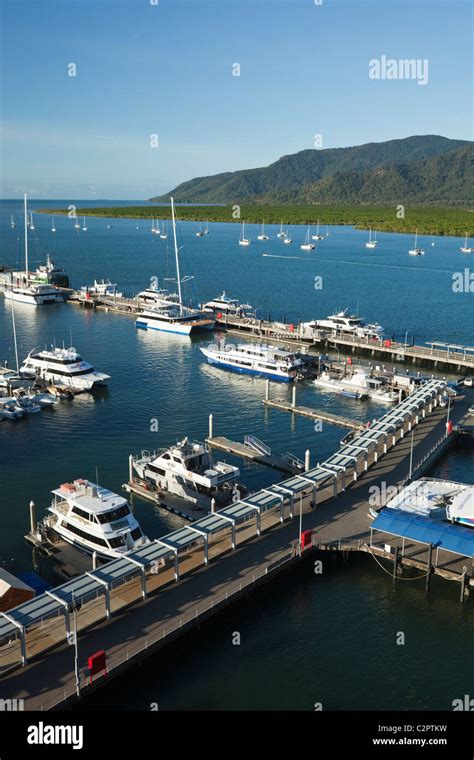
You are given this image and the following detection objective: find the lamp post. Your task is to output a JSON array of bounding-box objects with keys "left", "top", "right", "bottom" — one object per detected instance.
[
  {"left": 68, "top": 592, "right": 80, "bottom": 697},
  {"left": 445, "top": 393, "right": 452, "bottom": 438},
  {"left": 408, "top": 428, "right": 414, "bottom": 480}
]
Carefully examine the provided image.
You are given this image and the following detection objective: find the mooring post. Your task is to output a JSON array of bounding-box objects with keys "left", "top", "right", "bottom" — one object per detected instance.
[
  {"left": 29, "top": 500, "right": 36, "bottom": 535},
  {"left": 92, "top": 551, "right": 97, "bottom": 570},
  {"left": 460, "top": 566, "right": 467, "bottom": 603},
  {"left": 425, "top": 543, "right": 433, "bottom": 592},
  {"left": 265, "top": 379, "right": 269, "bottom": 401},
  {"left": 208, "top": 413, "right": 213, "bottom": 439},
  {"left": 392, "top": 546, "right": 399, "bottom": 585},
  {"left": 211, "top": 497, "right": 216, "bottom": 514},
  {"left": 292, "top": 384, "right": 296, "bottom": 408},
  {"left": 305, "top": 449, "right": 310, "bottom": 471},
  {"left": 128, "top": 454, "right": 133, "bottom": 483}
]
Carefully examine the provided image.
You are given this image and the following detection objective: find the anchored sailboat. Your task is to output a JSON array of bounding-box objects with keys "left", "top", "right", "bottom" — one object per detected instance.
[
  {"left": 365, "top": 228, "right": 377, "bottom": 249},
  {"left": 238, "top": 221, "right": 251, "bottom": 246},
  {"left": 257, "top": 221, "right": 269, "bottom": 240},
  {"left": 277, "top": 219, "right": 285, "bottom": 238},
  {"left": 460, "top": 232, "right": 473, "bottom": 253},
  {"left": 409, "top": 229, "right": 424, "bottom": 256},
  {"left": 301, "top": 226, "right": 315, "bottom": 250},
  {"left": 312, "top": 219, "right": 324, "bottom": 240}
]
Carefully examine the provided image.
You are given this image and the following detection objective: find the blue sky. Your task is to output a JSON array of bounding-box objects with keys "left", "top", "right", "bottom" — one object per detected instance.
[{"left": 0, "top": 0, "right": 472, "bottom": 199}]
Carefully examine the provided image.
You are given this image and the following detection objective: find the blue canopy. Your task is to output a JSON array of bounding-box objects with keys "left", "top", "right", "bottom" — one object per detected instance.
[{"left": 372, "top": 508, "right": 474, "bottom": 557}]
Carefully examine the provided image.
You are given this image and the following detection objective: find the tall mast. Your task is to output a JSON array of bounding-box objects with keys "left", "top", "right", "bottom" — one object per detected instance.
[
  {"left": 24, "top": 192, "right": 29, "bottom": 282},
  {"left": 10, "top": 295, "right": 19, "bottom": 372},
  {"left": 171, "top": 197, "right": 183, "bottom": 314}
]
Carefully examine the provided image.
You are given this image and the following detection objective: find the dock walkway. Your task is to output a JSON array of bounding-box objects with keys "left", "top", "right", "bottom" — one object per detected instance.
[
  {"left": 263, "top": 398, "right": 364, "bottom": 431},
  {"left": 206, "top": 436, "right": 302, "bottom": 474}
]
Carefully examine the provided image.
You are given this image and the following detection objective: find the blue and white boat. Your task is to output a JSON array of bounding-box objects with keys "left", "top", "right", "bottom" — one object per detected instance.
[{"left": 200, "top": 342, "right": 303, "bottom": 382}]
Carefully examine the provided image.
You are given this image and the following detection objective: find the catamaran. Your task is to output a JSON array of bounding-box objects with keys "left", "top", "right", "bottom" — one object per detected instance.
[
  {"left": 277, "top": 219, "right": 286, "bottom": 238},
  {"left": 460, "top": 232, "right": 473, "bottom": 253},
  {"left": 238, "top": 221, "right": 251, "bottom": 246},
  {"left": 131, "top": 438, "right": 243, "bottom": 511},
  {"left": 21, "top": 345, "right": 111, "bottom": 391},
  {"left": 200, "top": 342, "right": 303, "bottom": 381},
  {"left": 4, "top": 194, "right": 64, "bottom": 306},
  {"left": 301, "top": 226, "right": 315, "bottom": 250},
  {"left": 409, "top": 229, "right": 424, "bottom": 256},
  {"left": 43, "top": 479, "right": 149, "bottom": 560},
  {"left": 257, "top": 221, "right": 269, "bottom": 240},
  {"left": 136, "top": 198, "right": 215, "bottom": 335},
  {"left": 312, "top": 220, "right": 324, "bottom": 240}
]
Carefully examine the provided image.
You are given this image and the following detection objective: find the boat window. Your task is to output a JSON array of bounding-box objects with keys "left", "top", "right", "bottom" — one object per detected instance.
[
  {"left": 108, "top": 536, "right": 126, "bottom": 548},
  {"left": 172, "top": 456, "right": 182, "bottom": 463},
  {"left": 161, "top": 453, "right": 171, "bottom": 460},
  {"left": 71, "top": 506, "right": 93, "bottom": 522},
  {"left": 96, "top": 504, "right": 130, "bottom": 524},
  {"left": 62, "top": 521, "right": 108, "bottom": 548},
  {"left": 131, "top": 527, "right": 142, "bottom": 541}
]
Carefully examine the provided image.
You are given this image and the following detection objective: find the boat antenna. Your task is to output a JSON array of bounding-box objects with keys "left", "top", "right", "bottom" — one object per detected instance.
[
  {"left": 95, "top": 466, "right": 99, "bottom": 487},
  {"left": 170, "top": 196, "right": 183, "bottom": 315},
  {"left": 69, "top": 325, "right": 73, "bottom": 348}
]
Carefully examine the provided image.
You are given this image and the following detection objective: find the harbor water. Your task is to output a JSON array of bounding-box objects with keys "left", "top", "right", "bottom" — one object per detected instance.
[{"left": 0, "top": 199, "right": 473, "bottom": 710}]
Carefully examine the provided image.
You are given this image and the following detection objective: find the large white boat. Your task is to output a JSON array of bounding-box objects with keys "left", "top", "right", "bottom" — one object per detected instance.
[
  {"left": 314, "top": 369, "right": 398, "bottom": 403},
  {"left": 382, "top": 477, "right": 474, "bottom": 529},
  {"left": 200, "top": 342, "right": 303, "bottom": 381},
  {"left": 200, "top": 291, "right": 253, "bottom": 317},
  {"left": 44, "top": 479, "right": 149, "bottom": 560},
  {"left": 132, "top": 438, "right": 243, "bottom": 510},
  {"left": 21, "top": 346, "right": 111, "bottom": 391},
  {"left": 302, "top": 309, "right": 383, "bottom": 340},
  {"left": 136, "top": 284, "right": 179, "bottom": 308},
  {"left": 136, "top": 197, "right": 215, "bottom": 335}
]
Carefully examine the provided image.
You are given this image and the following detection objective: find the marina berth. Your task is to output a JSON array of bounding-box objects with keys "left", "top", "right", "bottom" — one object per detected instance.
[
  {"left": 20, "top": 346, "right": 111, "bottom": 391},
  {"left": 44, "top": 479, "right": 149, "bottom": 560},
  {"left": 131, "top": 437, "right": 243, "bottom": 510},
  {"left": 200, "top": 342, "right": 303, "bottom": 381}
]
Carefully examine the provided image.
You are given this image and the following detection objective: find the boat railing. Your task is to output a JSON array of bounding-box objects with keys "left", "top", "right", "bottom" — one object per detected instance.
[{"left": 244, "top": 435, "right": 272, "bottom": 456}]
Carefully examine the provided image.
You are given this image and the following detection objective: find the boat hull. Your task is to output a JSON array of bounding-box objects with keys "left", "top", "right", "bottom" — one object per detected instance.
[
  {"left": 136, "top": 317, "right": 215, "bottom": 334},
  {"left": 203, "top": 355, "right": 292, "bottom": 382}
]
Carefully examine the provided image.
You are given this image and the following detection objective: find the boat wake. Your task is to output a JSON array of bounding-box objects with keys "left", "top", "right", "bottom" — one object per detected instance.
[{"left": 262, "top": 253, "right": 316, "bottom": 261}]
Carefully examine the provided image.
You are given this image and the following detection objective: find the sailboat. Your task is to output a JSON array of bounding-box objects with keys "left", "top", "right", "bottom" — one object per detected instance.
[
  {"left": 257, "top": 221, "right": 269, "bottom": 241},
  {"left": 135, "top": 198, "right": 215, "bottom": 335},
  {"left": 283, "top": 228, "right": 293, "bottom": 244},
  {"left": 409, "top": 229, "right": 424, "bottom": 256},
  {"left": 4, "top": 194, "right": 64, "bottom": 305},
  {"left": 431, "top": 237, "right": 435, "bottom": 247},
  {"left": 301, "top": 226, "right": 315, "bottom": 250},
  {"left": 238, "top": 221, "right": 250, "bottom": 246},
  {"left": 51, "top": 217, "right": 56, "bottom": 232},
  {"left": 365, "top": 228, "right": 377, "bottom": 249},
  {"left": 196, "top": 222, "right": 204, "bottom": 237},
  {"left": 312, "top": 219, "right": 324, "bottom": 240},
  {"left": 74, "top": 217, "right": 80, "bottom": 229},
  {"left": 203, "top": 220, "right": 209, "bottom": 235},
  {"left": 460, "top": 232, "right": 473, "bottom": 253},
  {"left": 82, "top": 217, "right": 88, "bottom": 232},
  {"left": 325, "top": 225, "right": 330, "bottom": 237},
  {"left": 29, "top": 212, "right": 35, "bottom": 231},
  {"left": 10, "top": 215, "right": 15, "bottom": 229},
  {"left": 277, "top": 219, "right": 286, "bottom": 238},
  {"left": 160, "top": 220, "right": 168, "bottom": 239}
]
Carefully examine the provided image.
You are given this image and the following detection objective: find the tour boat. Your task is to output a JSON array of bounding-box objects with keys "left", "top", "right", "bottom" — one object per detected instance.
[
  {"left": 409, "top": 230, "right": 424, "bottom": 256},
  {"left": 136, "top": 198, "right": 215, "bottom": 335},
  {"left": 200, "top": 342, "right": 303, "bottom": 381},
  {"left": 257, "top": 221, "right": 269, "bottom": 241},
  {"left": 238, "top": 221, "right": 250, "bottom": 246},
  {"left": 21, "top": 346, "right": 111, "bottom": 391},
  {"left": 132, "top": 437, "right": 243, "bottom": 511},
  {"left": 4, "top": 195, "right": 64, "bottom": 306},
  {"left": 460, "top": 233, "right": 473, "bottom": 253},
  {"left": 301, "top": 226, "right": 315, "bottom": 250},
  {"left": 365, "top": 228, "right": 377, "bottom": 248},
  {"left": 44, "top": 479, "right": 149, "bottom": 560},
  {"left": 201, "top": 291, "right": 253, "bottom": 317}
]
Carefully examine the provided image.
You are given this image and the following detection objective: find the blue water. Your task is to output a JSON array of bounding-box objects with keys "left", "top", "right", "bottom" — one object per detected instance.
[{"left": 0, "top": 199, "right": 473, "bottom": 710}]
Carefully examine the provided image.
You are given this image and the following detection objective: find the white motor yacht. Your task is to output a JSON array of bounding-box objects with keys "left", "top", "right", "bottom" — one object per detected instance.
[
  {"left": 21, "top": 346, "right": 111, "bottom": 391},
  {"left": 200, "top": 291, "right": 253, "bottom": 317},
  {"left": 314, "top": 369, "right": 398, "bottom": 402},
  {"left": 302, "top": 309, "right": 383, "bottom": 340},
  {"left": 200, "top": 342, "right": 303, "bottom": 382}
]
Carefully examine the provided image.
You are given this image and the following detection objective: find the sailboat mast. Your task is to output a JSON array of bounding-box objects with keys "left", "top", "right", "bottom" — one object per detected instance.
[
  {"left": 171, "top": 197, "right": 183, "bottom": 314},
  {"left": 10, "top": 295, "right": 19, "bottom": 372},
  {"left": 24, "top": 192, "right": 29, "bottom": 283}
]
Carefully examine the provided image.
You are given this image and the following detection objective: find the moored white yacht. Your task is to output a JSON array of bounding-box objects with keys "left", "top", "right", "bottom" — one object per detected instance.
[
  {"left": 200, "top": 342, "right": 303, "bottom": 381},
  {"left": 21, "top": 346, "right": 111, "bottom": 391},
  {"left": 302, "top": 309, "right": 383, "bottom": 340},
  {"left": 409, "top": 229, "right": 424, "bottom": 256},
  {"left": 80, "top": 279, "right": 123, "bottom": 298},
  {"left": 136, "top": 198, "right": 215, "bottom": 335},
  {"left": 312, "top": 220, "right": 324, "bottom": 240},
  {"left": 200, "top": 291, "right": 253, "bottom": 317},
  {"left": 257, "top": 221, "right": 269, "bottom": 240},
  {"left": 314, "top": 369, "right": 398, "bottom": 403},
  {"left": 301, "top": 226, "right": 315, "bottom": 250},
  {"left": 44, "top": 479, "right": 149, "bottom": 560},
  {"left": 131, "top": 437, "right": 243, "bottom": 510}
]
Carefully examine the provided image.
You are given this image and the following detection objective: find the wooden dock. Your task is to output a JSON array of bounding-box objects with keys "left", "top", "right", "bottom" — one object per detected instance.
[
  {"left": 123, "top": 480, "right": 206, "bottom": 522},
  {"left": 263, "top": 398, "right": 364, "bottom": 431},
  {"left": 206, "top": 436, "right": 302, "bottom": 474},
  {"left": 24, "top": 531, "right": 97, "bottom": 580}
]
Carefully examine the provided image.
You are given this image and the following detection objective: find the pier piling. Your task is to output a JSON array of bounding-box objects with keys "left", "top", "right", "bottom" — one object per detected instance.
[
  {"left": 425, "top": 543, "right": 433, "bottom": 592},
  {"left": 305, "top": 449, "right": 311, "bottom": 471},
  {"left": 392, "top": 546, "right": 399, "bottom": 585},
  {"left": 29, "top": 500, "right": 36, "bottom": 535},
  {"left": 208, "top": 413, "right": 213, "bottom": 439},
  {"left": 292, "top": 385, "right": 296, "bottom": 408}
]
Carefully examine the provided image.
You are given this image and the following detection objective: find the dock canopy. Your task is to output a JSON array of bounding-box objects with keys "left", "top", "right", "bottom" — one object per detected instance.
[{"left": 371, "top": 509, "right": 474, "bottom": 558}]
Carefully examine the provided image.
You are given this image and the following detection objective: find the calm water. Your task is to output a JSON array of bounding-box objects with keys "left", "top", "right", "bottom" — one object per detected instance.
[{"left": 0, "top": 199, "right": 472, "bottom": 710}]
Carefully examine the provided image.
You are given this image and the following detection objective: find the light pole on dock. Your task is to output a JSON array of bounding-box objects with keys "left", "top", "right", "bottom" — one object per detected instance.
[
  {"left": 445, "top": 394, "right": 451, "bottom": 438},
  {"left": 408, "top": 429, "right": 414, "bottom": 480}
]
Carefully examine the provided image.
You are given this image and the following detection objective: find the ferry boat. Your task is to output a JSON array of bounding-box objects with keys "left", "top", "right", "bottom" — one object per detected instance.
[
  {"left": 302, "top": 309, "right": 383, "bottom": 340},
  {"left": 314, "top": 369, "right": 398, "bottom": 403},
  {"left": 200, "top": 342, "right": 303, "bottom": 381},
  {"left": 200, "top": 291, "right": 253, "bottom": 317},
  {"left": 80, "top": 279, "right": 123, "bottom": 298},
  {"left": 136, "top": 198, "right": 215, "bottom": 335},
  {"left": 44, "top": 479, "right": 149, "bottom": 560},
  {"left": 21, "top": 346, "right": 111, "bottom": 391},
  {"left": 132, "top": 437, "right": 243, "bottom": 510}
]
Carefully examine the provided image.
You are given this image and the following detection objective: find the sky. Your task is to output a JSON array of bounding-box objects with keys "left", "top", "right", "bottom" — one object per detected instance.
[{"left": 0, "top": 0, "right": 472, "bottom": 199}]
